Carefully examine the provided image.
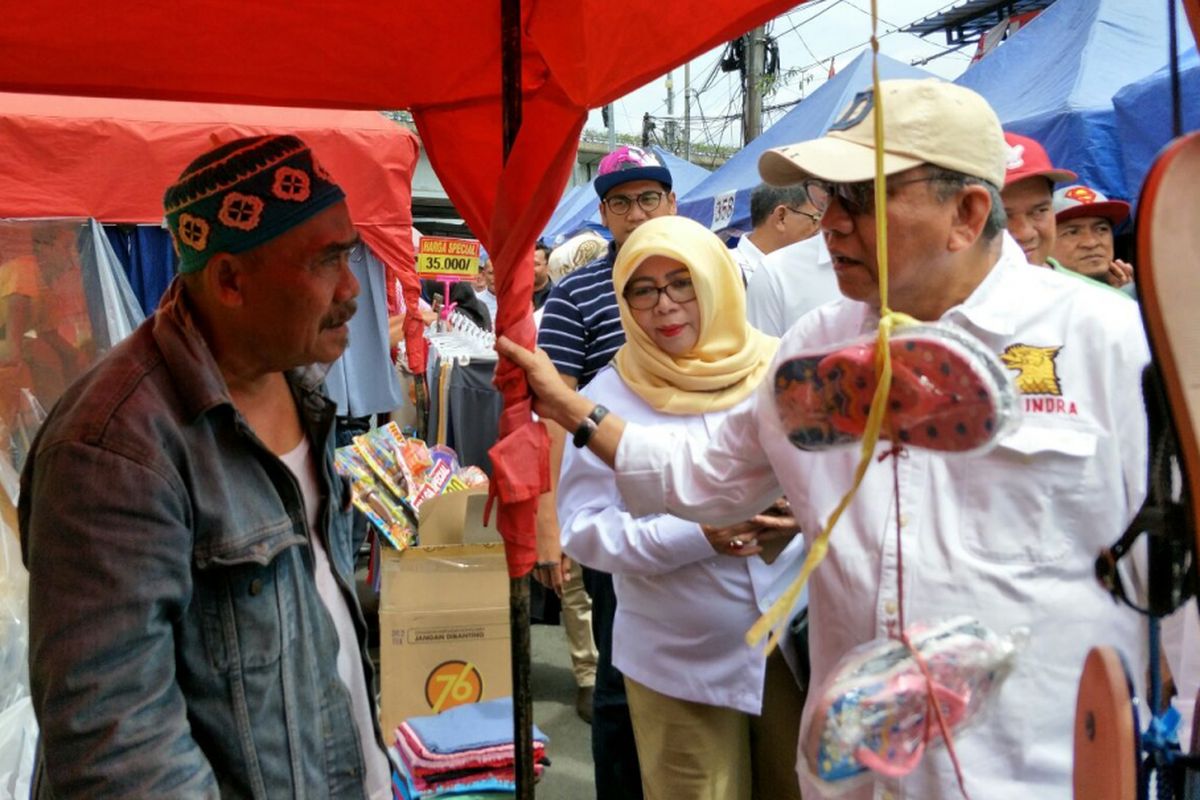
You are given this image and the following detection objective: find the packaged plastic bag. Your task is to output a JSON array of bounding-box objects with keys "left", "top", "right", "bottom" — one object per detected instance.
[
  {"left": 0, "top": 696, "right": 36, "bottom": 800},
  {"left": 801, "top": 616, "right": 1027, "bottom": 795},
  {"left": 0, "top": 515, "right": 30, "bottom": 713},
  {"left": 0, "top": 511, "right": 36, "bottom": 800}
]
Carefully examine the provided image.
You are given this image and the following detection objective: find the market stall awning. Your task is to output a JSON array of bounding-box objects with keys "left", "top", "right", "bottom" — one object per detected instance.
[
  {"left": 0, "top": 94, "right": 420, "bottom": 358},
  {"left": 0, "top": 0, "right": 805, "bottom": 576}
]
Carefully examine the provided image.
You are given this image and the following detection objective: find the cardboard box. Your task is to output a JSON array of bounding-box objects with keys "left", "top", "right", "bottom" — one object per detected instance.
[
  {"left": 417, "top": 487, "right": 498, "bottom": 546},
  {"left": 379, "top": 487, "right": 511, "bottom": 743}
]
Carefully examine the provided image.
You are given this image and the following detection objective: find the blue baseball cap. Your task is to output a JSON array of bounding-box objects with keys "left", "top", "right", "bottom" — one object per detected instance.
[{"left": 594, "top": 146, "right": 672, "bottom": 199}]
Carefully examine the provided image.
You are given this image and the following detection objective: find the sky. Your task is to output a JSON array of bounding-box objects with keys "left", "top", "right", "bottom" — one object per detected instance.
[{"left": 586, "top": 0, "right": 981, "bottom": 149}]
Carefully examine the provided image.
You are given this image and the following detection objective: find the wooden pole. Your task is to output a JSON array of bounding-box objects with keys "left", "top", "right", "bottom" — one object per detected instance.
[
  {"left": 743, "top": 26, "right": 765, "bottom": 145},
  {"left": 500, "top": 1, "right": 534, "bottom": 797}
]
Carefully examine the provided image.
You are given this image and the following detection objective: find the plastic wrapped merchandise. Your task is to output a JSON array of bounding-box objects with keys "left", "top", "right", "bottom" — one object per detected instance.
[
  {"left": 801, "top": 616, "right": 1027, "bottom": 795},
  {"left": 0, "top": 696, "right": 36, "bottom": 798},
  {"left": 773, "top": 323, "right": 1020, "bottom": 454},
  {"left": 0, "top": 511, "right": 36, "bottom": 798},
  {"left": 0, "top": 513, "right": 29, "bottom": 712}
]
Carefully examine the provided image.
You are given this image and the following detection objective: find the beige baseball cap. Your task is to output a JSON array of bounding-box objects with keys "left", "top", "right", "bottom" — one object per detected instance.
[{"left": 758, "top": 79, "right": 1007, "bottom": 189}]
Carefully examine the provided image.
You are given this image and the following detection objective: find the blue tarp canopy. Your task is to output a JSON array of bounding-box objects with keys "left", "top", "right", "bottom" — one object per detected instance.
[
  {"left": 1113, "top": 47, "right": 1200, "bottom": 203},
  {"left": 541, "top": 183, "right": 595, "bottom": 245},
  {"left": 542, "top": 145, "right": 711, "bottom": 243},
  {"left": 675, "top": 51, "right": 932, "bottom": 233},
  {"left": 955, "top": 0, "right": 1181, "bottom": 201}
]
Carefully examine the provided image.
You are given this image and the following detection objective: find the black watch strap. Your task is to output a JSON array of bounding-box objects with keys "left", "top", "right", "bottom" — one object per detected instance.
[{"left": 572, "top": 405, "right": 609, "bottom": 448}]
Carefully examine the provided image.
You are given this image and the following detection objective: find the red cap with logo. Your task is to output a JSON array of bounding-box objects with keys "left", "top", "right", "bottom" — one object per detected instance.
[
  {"left": 1003, "top": 132, "right": 1077, "bottom": 187},
  {"left": 1052, "top": 184, "right": 1131, "bottom": 225}
]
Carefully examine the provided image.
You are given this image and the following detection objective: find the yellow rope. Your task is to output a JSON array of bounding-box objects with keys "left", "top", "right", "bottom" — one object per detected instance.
[{"left": 747, "top": 0, "right": 915, "bottom": 653}]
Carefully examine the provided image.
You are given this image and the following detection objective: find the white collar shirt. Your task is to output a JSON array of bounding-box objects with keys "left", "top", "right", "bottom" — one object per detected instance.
[
  {"left": 559, "top": 366, "right": 807, "bottom": 715},
  {"left": 478, "top": 287, "right": 499, "bottom": 322},
  {"left": 733, "top": 234, "right": 769, "bottom": 281},
  {"left": 745, "top": 234, "right": 839, "bottom": 338},
  {"left": 613, "top": 243, "right": 1153, "bottom": 799}
]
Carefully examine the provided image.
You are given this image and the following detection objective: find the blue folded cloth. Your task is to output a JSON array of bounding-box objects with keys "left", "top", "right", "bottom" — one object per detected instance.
[{"left": 405, "top": 697, "right": 549, "bottom": 754}]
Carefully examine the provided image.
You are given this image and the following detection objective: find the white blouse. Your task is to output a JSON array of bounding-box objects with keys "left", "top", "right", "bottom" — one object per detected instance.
[{"left": 558, "top": 366, "right": 806, "bottom": 715}]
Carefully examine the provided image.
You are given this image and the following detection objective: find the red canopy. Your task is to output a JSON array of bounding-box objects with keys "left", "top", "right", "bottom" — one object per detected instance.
[
  {"left": 0, "top": 92, "right": 426, "bottom": 371},
  {"left": 0, "top": 0, "right": 803, "bottom": 575}
]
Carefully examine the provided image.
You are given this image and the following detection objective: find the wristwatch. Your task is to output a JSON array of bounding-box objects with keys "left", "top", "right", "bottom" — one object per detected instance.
[{"left": 572, "top": 405, "right": 609, "bottom": 448}]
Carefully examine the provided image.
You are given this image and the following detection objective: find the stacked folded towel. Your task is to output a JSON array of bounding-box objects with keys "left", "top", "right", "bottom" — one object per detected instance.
[{"left": 389, "top": 698, "right": 549, "bottom": 799}]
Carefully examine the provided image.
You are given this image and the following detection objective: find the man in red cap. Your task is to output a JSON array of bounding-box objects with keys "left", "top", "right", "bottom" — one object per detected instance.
[
  {"left": 1051, "top": 183, "right": 1134, "bottom": 288},
  {"left": 1000, "top": 132, "right": 1076, "bottom": 267}
]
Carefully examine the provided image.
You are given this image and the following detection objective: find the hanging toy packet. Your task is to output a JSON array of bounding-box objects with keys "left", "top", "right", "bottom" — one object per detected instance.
[
  {"left": 334, "top": 448, "right": 417, "bottom": 549},
  {"left": 801, "top": 616, "right": 1027, "bottom": 795}
]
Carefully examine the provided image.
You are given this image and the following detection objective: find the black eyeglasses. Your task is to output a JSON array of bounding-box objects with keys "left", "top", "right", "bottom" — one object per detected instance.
[
  {"left": 785, "top": 206, "right": 823, "bottom": 224},
  {"left": 604, "top": 190, "right": 667, "bottom": 216},
  {"left": 802, "top": 175, "right": 947, "bottom": 217},
  {"left": 623, "top": 277, "right": 697, "bottom": 310}
]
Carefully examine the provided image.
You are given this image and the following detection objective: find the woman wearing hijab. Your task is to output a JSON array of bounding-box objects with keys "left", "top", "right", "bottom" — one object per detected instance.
[{"left": 558, "top": 215, "right": 806, "bottom": 800}]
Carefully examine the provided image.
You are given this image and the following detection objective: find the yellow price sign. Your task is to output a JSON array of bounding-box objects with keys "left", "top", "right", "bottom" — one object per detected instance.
[
  {"left": 417, "top": 237, "right": 481, "bottom": 278},
  {"left": 424, "top": 660, "right": 484, "bottom": 712}
]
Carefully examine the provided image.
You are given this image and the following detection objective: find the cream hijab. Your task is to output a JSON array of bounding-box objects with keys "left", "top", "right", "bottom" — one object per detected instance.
[{"left": 612, "top": 216, "right": 778, "bottom": 415}]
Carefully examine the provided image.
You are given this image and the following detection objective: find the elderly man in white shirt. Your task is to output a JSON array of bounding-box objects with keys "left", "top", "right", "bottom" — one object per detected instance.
[
  {"left": 732, "top": 182, "right": 823, "bottom": 282},
  {"left": 745, "top": 232, "right": 840, "bottom": 337},
  {"left": 499, "top": 79, "right": 1163, "bottom": 799}
]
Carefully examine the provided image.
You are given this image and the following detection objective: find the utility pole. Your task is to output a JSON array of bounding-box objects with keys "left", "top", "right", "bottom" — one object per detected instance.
[
  {"left": 684, "top": 61, "right": 691, "bottom": 161},
  {"left": 743, "top": 26, "right": 765, "bottom": 145},
  {"left": 665, "top": 71, "right": 676, "bottom": 153},
  {"left": 605, "top": 103, "right": 616, "bottom": 151}
]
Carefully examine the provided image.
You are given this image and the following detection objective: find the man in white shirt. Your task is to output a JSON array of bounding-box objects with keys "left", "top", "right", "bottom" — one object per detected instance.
[
  {"left": 745, "top": 228, "right": 840, "bottom": 337},
  {"left": 477, "top": 253, "right": 499, "bottom": 322},
  {"left": 732, "top": 182, "right": 823, "bottom": 282},
  {"left": 499, "top": 80, "right": 1158, "bottom": 798}
]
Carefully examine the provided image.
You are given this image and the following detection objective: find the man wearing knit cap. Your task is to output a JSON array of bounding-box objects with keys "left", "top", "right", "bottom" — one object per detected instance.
[
  {"left": 20, "top": 135, "right": 392, "bottom": 799},
  {"left": 500, "top": 79, "right": 1162, "bottom": 798}
]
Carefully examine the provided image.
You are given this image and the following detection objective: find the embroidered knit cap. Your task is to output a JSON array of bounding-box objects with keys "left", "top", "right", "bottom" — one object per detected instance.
[{"left": 163, "top": 135, "right": 346, "bottom": 273}]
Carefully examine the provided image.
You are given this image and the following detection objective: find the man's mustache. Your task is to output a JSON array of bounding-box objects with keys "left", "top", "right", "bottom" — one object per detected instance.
[{"left": 321, "top": 300, "right": 358, "bottom": 329}]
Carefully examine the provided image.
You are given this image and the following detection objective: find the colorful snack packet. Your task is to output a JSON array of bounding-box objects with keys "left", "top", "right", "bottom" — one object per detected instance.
[
  {"left": 353, "top": 434, "right": 408, "bottom": 499},
  {"left": 335, "top": 447, "right": 416, "bottom": 548}
]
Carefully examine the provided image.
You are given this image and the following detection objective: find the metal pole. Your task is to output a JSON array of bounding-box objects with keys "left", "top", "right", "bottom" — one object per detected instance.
[
  {"left": 665, "top": 71, "right": 675, "bottom": 152},
  {"left": 744, "top": 26, "right": 765, "bottom": 144},
  {"left": 607, "top": 104, "right": 617, "bottom": 151},
  {"left": 500, "top": 0, "right": 533, "bottom": 797},
  {"left": 684, "top": 61, "right": 691, "bottom": 161},
  {"left": 509, "top": 575, "right": 534, "bottom": 796}
]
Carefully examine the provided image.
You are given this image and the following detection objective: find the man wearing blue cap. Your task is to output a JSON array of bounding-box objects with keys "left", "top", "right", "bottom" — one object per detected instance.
[{"left": 20, "top": 135, "right": 392, "bottom": 798}]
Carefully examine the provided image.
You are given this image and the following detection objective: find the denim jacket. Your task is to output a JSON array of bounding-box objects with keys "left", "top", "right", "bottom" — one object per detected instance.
[{"left": 19, "top": 281, "right": 381, "bottom": 798}]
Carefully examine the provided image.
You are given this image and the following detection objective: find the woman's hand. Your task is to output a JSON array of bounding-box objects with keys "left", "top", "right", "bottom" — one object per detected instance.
[
  {"left": 749, "top": 506, "right": 802, "bottom": 564},
  {"left": 702, "top": 520, "right": 765, "bottom": 558}
]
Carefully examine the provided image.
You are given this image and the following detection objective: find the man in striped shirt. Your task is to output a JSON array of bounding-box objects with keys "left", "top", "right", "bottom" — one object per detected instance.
[{"left": 536, "top": 146, "right": 676, "bottom": 800}]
